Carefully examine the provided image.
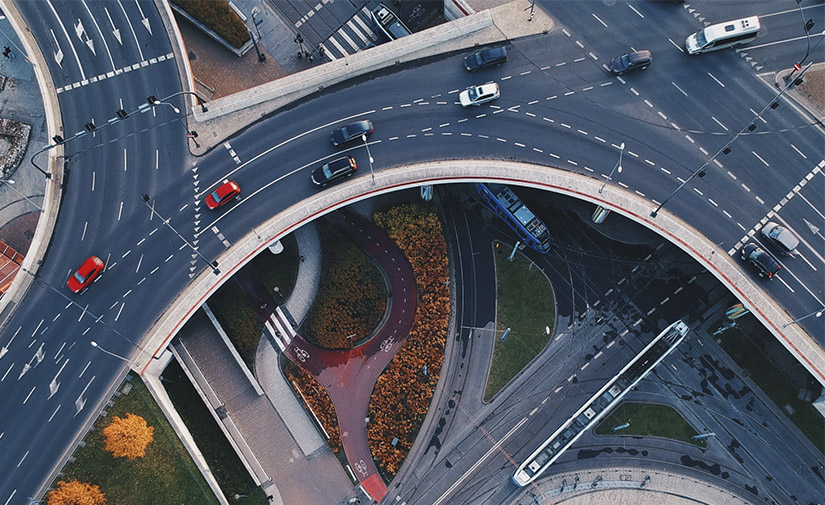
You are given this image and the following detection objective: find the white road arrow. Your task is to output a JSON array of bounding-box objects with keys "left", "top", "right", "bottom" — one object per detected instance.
[
  {"left": 134, "top": 0, "right": 152, "bottom": 35},
  {"left": 18, "top": 363, "right": 31, "bottom": 380},
  {"left": 49, "top": 359, "right": 68, "bottom": 399},
  {"left": 50, "top": 29, "right": 64, "bottom": 68},
  {"left": 0, "top": 347, "right": 7, "bottom": 360},
  {"left": 75, "top": 376, "right": 95, "bottom": 415},
  {"left": 34, "top": 343, "right": 45, "bottom": 365},
  {"left": 804, "top": 218, "right": 821, "bottom": 238},
  {"left": 105, "top": 7, "right": 122, "bottom": 45},
  {"left": 74, "top": 19, "right": 96, "bottom": 55}
]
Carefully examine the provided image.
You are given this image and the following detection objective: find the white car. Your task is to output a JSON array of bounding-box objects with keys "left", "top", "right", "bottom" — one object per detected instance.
[{"left": 459, "top": 83, "right": 500, "bottom": 107}]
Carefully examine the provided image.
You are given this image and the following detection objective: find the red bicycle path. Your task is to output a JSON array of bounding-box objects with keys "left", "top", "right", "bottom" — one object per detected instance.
[{"left": 236, "top": 209, "right": 417, "bottom": 502}]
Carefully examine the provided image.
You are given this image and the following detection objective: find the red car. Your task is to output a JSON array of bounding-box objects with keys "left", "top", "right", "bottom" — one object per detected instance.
[
  {"left": 205, "top": 180, "right": 241, "bottom": 210},
  {"left": 67, "top": 256, "right": 105, "bottom": 293}
]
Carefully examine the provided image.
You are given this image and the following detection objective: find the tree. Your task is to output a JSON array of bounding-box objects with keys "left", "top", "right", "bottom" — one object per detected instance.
[
  {"left": 46, "top": 480, "right": 106, "bottom": 505},
  {"left": 103, "top": 412, "right": 154, "bottom": 459}
]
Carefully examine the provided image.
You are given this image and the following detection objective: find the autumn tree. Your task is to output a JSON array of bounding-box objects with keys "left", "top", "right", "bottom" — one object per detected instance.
[
  {"left": 103, "top": 412, "right": 154, "bottom": 459},
  {"left": 46, "top": 480, "right": 106, "bottom": 505}
]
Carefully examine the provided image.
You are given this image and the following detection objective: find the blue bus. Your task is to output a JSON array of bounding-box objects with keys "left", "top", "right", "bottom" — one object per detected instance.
[{"left": 475, "top": 183, "right": 552, "bottom": 253}]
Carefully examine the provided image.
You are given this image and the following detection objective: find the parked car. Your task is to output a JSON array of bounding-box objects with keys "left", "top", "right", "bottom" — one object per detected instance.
[
  {"left": 761, "top": 222, "right": 799, "bottom": 254},
  {"left": 205, "top": 180, "right": 241, "bottom": 210},
  {"left": 459, "top": 83, "right": 500, "bottom": 107},
  {"left": 464, "top": 47, "right": 508, "bottom": 71},
  {"left": 740, "top": 242, "right": 781, "bottom": 278},
  {"left": 67, "top": 256, "right": 105, "bottom": 293},
  {"left": 312, "top": 156, "right": 357, "bottom": 186},
  {"left": 330, "top": 120, "right": 374, "bottom": 146},
  {"left": 609, "top": 50, "right": 652, "bottom": 75}
]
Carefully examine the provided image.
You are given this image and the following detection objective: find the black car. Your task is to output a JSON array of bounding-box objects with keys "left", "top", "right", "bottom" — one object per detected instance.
[
  {"left": 740, "top": 242, "right": 781, "bottom": 279},
  {"left": 311, "top": 156, "right": 357, "bottom": 186},
  {"left": 609, "top": 50, "right": 652, "bottom": 75},
  {"left": 464, "top": 47, "right": 508, "bottom": 71},
  {"left": 330, "top": 120, "right": 374, "bottom": 146}
]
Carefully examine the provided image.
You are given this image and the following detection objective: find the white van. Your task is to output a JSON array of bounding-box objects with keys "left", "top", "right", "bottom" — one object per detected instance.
[{"left": 685, "top": 16, "right": 760, "bottom": 54}]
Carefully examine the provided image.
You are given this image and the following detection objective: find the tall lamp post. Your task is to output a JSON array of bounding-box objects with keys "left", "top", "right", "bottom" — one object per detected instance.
[
  {"left": 599, "top": 142, "right": 624, "bottom": 194},
  {"left": 141, "top": 194, "right": 220, "bottom": 275},
  {"left": 783, "top": 309, "right": 824, "bottom": 328},
  {"left": 148, "top": 98, "right": 200, "bottom": 148},
  {"left": 90, "top": 341, "right": 134, "bottom": 364},
  {"left": 362, "top": 134, "right": 376, "bottom": 186},
  {"left": 0, "top": 179, "right": 43, "bottom": 210}
]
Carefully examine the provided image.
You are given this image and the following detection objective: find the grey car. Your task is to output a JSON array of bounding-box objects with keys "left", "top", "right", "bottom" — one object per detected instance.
[
  {"left": 741, "top": 242, "right": 781, "bottom": 279},
  {"left": 761, "top": 222, "right": 799, "bottom": 254}
]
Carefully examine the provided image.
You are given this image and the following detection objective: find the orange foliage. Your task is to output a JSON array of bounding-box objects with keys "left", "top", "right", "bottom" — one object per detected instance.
[
  {"left": 46, "top": 480, "right": 106, "bottom": 505},
  {"left": 283, "top": 361, "right": 341, "bottom": 452},
  {"left": 368, "top": 204, "right": 450, "bottom": 476},
  {"left": 102, "top": 413, "right": 154, "bottom": 460}
]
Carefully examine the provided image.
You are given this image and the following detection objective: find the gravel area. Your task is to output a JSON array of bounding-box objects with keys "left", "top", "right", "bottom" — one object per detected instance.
[{"left": 795, "top": 67, "right": 825, "bottom": 117}]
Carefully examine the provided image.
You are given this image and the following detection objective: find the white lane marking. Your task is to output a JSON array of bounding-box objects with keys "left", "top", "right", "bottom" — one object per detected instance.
[
  {"left": 707, "top": 72, "right": 725, "bottom": 87},
  {"left": 752, "top": 151, "right": 770, "bottom": 167},
  {"left": 668, "top": 38, "right": 685, "bottom": 52},
  {"left": 627, "top": 3, "right": 644, "bottom": 18},
  {"left": 790, "top": 144, "right": 807, "bottom": 159},
  {"left": 671, "top": 82, "right": 688, "bottom": 96},
  {"left": 47, "top": 0, "right": 86, "bottom": 80},
  {"left": 711, "top": 116, "right": 728, "bottom": 131},
  {"left": 592, "top": 13, "right": 608, "bottom": 27}
]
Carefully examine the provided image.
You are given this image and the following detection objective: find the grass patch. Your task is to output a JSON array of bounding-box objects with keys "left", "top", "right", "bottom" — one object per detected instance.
[
  {"left": 161, "top": 360, "right": 267, "bottom": 504},
  {"left": 713, "top": 318, "right": 825, "bottom": 454},
  {"left": 208, "top": 281, "right": 264, "bottom": 371},
  {"left": 484, "top": 241, "right": 556, "bottom": 401},
  {"left": 53, "top": 373, "right": 220, "bottom": 505},
  {"left": 595, "top": 401, "right": 708, "bottom": 449},
  {"left": 300, "top": 219, "right": 387, "bottom": 349}
]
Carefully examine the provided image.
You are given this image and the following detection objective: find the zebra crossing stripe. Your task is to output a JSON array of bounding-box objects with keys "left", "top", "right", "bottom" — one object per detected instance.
[
  {"left": 264, "top": 321, "right": 286, "bottom": 351},
  {"left": 351, "top": 12, "right": 375, "bottom": 42},
  {"left": 327, "top": 36, "right": 349, "bottom": 57},
  {"left": 347, "top": 17, "right": 371, "bottom": 44},
  {"left": 336, "top": 26, "right": 359, "bottom": 51},
  {"left": 275, "top": 307, "right": 296, "bottom": 339}
]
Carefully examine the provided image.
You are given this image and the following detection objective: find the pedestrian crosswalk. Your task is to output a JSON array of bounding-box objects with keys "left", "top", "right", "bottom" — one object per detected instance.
[
  {"left": 318, "top": 7, "right": 379, "bottom": 61},
  {"left": 265, "top": 306, "right": 297, "bottom": 352}
]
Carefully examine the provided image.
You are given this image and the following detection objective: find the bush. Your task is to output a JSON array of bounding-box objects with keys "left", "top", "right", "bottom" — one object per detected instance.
[
  {"left": 367, "top": 203, "right": 450, "bottom": 477},
  {"left": 171, "top": 0, "right": 251, "bottom": 49},
  {"left": 302, "top": 221, "right": 387, "bottom": 349},
  {"left": 207, "top": 281, "right": 263, "bottom": 370},
  {"left": 283, "top": 360, "right": 341, "bottom": 452}
]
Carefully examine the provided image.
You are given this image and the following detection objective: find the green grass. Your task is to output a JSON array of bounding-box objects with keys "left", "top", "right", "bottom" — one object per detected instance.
[
  {"left": 595, "top": 401, "right": 708, "bottom": 449},
  {"left": 484, "top": 241, "right": 556, "bottom": 401},
  {"left": 713, "top": 318, "right": 825, "bottom": 454},
  {"left": 53, "top": 373, "right": 221, "bottom": 505},
  {"left": 161, "top": 360, "right": 267, "bottom": 504},
  {"left": 208, "top": 280, "right": 264, "bottom": 371}
]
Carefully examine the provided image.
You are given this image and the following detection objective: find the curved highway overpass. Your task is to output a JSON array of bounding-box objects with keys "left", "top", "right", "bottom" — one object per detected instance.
[{"left": 0, "top": 0, "right": 822, "bottom": 502}]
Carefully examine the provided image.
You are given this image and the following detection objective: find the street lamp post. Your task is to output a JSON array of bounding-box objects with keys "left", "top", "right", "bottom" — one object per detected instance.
[
  {"left": 783, "top": 309, "right": 824, "bottom": 328},
  {"left": 90, "top": 340, "right": 133, "bottom": 364},
  {"left": 362, "top": 134, "right": 375, "bottom": 186},
  {"left": 141, "top": 194, "right": 220, "bottom": 275},
  {"left": 0, "top": 179, "right": 43, "bottom": 210},
  {"left": 149, "top": 98, "right": 201, "bottom": 148},
  {"left": 598, "top": 142, "right": 624, "bottom": 194}
]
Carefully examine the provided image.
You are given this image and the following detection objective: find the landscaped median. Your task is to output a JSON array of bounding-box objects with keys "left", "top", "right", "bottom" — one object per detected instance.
[
  {"left": 595, "top": 401, "right": 708, "bottom": 449},
  {"left": 485, "top": 241, "right": 556, "bottom": 401}
]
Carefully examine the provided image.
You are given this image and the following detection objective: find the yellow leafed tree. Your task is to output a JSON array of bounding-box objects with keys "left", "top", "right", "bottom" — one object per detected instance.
[
  {"left": 46, "top": 480, "right": 106, "bottom": 505},
  {"left": 103, "top": 412, "right": 154, "bottom": 459}
]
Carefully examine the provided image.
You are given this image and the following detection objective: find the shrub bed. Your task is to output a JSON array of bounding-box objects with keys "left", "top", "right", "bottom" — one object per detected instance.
[
  {"left": 367, "top": 203, "right": 450, "bottom": 477},
  {"left": 283, "top": 360, "right": 342, "bottom": 452},
  {"left": 171, "top": 0, "right": 250, "bottom": 49},
  {"left": 207, "top": 281, "right": 263, "bottom": 371},
  {"left": 301, "top": 220, "right": 387, "bottom": 349}
]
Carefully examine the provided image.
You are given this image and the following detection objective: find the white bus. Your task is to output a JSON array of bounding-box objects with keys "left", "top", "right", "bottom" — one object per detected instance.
[{"left": 685, "top": 16, "right": 760, "bottom": 55}]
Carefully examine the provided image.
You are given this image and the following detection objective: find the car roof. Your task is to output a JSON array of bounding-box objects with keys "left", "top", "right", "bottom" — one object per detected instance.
[{"left": 626, "top": 50, "right": 651, "bottom": 62}]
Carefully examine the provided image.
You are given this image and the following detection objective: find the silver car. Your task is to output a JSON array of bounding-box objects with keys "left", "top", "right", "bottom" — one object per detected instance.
[
  {"left": 459, "top": 83, "right": 500, "bottom": 107},
  {"left": 761, "top": 222, "right": 799, "bottom": 254}
]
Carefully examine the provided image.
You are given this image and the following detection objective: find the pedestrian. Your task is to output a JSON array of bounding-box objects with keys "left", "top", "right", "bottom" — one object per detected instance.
[
  {"left": 2, "top": 47, "right": 10, "bottom": 59},
  {"left": 267, "top": 496, "right": 273, "bottom": 503},
  {"left": 299, "top": 255, "right": 305, "bottom": 262}
]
